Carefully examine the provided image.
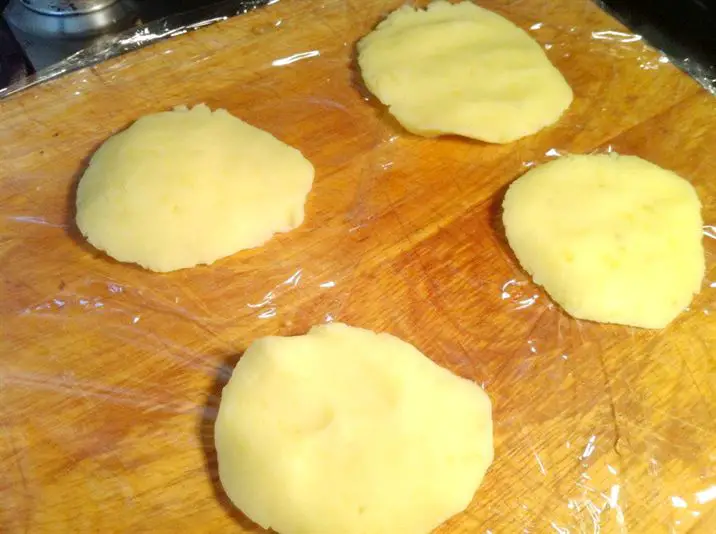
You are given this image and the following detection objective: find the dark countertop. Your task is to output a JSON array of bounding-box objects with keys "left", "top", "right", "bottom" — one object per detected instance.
[{"left": 599, "top": 0, "right": 716, "bottom": 91}]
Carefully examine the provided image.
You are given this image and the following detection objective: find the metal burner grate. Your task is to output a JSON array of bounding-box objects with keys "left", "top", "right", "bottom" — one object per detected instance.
[
  {"left": 5, "top": 0, "right": 135, "bottom": 39},
  {"left": 21, "top": 0, "right": 119, "bottom": 16}
]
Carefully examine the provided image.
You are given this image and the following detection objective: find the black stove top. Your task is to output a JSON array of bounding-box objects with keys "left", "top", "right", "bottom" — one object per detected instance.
[
  {"left": 0, "top": 0, "right": 273, "bottom": 96},
  {"left": 1, "top": 0, "right": 715, "bottom": 96},
  {"left": 0, "top": 13, "right": 31, "bottom": 89},
  {"left": 1, "top": 1, "right": 230, "bottom": 77},
  {"left": 600, "top": 0, "right": 716, "bottom": 88}
]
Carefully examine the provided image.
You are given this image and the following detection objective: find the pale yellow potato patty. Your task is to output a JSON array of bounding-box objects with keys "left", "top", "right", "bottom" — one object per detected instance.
[
  {"left": 215, "top": 323, "right": 494, "bottom": 534},
  {"left": 357, "top": 1, "right": 573, "bottom": 143},
  {"left": 76, "top": 104, "right": 314, "bottom": 272},
  {"left": 503, "top": 153, "right": 704, "bottom": 328}
]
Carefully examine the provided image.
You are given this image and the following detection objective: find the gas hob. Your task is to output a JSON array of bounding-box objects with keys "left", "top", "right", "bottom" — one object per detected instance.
[{"left": 0, "top": 0, "right": 270, "bottom": 95}]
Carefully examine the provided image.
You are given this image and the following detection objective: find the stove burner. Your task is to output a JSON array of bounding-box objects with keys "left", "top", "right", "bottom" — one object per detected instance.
[
  {"left": 21, "top": 1, "right": 120, "bottom": 16},
  {"left": 5, "top": 0, "right": 136, "bottom": 39}
]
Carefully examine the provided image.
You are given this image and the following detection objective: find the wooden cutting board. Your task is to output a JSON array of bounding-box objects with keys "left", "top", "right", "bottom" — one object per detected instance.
[{"left": 1, "top": 0, "right": 715, "bottom": 532}]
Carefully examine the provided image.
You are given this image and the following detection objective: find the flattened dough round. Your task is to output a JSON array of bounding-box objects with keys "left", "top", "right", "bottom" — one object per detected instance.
[
  {"left": 215, "top": 323, "right": 493, "bottom": 534},
  {"left": 503, "top": 153, "right": 704, "bottom": 328},
  {"left": 76, "top": 104, "right": 314, "bottom": 272},
  {"left": 357, "top": 0, "right": 573, "bottom": 143}
]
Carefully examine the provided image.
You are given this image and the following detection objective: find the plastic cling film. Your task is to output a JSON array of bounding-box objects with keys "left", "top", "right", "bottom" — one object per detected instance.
[{"left": 1, "top": 0, "right": 716, "bottom": 532}]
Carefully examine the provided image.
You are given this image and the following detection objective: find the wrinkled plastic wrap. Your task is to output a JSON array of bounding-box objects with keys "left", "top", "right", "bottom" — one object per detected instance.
[
  {"left": 1, "top": 0, "right": 715, "bottom": 532},
  {"left": 3, "top": 0, "right": 715, "bottom": 99}
]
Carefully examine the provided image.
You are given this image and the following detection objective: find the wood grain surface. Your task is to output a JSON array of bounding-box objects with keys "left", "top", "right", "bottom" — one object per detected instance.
[{"left": 1, "top": 0, "right": 715, "bottom": 532}]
